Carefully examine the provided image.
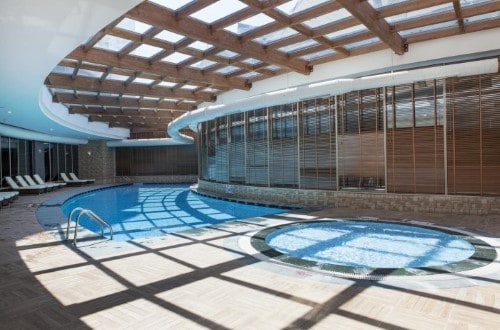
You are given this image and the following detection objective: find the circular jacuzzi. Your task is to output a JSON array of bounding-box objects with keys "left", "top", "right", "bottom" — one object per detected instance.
[{"left": 249, "top": 219, "right": 497, "bottom": 279}]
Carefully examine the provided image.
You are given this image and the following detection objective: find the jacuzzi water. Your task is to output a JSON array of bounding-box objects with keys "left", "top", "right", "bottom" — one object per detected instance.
[
  {"left": 62, "top": 184, "right": 286, "bottom": 241},
  {"left": 265, "top": 221, "right": 475, "bottom": 269}
]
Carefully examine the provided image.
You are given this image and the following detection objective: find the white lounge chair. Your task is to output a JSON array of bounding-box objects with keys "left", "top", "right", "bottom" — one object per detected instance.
[
  {"left": 16, "top": 175, "right": 52, "bottom": 192},
  {"left": 69, "top": 172, "right": 95, "bottom": 184},
  {"left": 3, "top": 176, "right": 46, "bottom": 194},
  {"left": 60, "top": 173, "right": 87, "bottom": 186},
  {"left": 0, "top": 191, "right": 19, "bottom": 207},
  {"left": 31, "top": 174, "right": 66, "bottom": 189}
]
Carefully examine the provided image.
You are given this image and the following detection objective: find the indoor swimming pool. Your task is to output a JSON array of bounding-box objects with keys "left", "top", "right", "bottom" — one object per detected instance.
[{"left": 61, "top": 184, "right": 286, "bottom": 241}]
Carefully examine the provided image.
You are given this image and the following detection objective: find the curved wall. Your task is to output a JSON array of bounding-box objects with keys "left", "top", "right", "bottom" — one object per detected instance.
[{"left": 197, "top": 70, "right": 500, "bottom": 200}]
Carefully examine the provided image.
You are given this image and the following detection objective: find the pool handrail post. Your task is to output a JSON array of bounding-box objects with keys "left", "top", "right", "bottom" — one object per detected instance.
[
  {"left": 66, "top": 207, "right": 85, "bottom": 240},
  {"left": 69, "top": 208, "right": 113, "bottom": 246}
]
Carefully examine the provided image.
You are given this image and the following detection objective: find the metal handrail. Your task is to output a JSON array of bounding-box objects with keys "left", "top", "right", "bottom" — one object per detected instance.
[{"left": 66, "top": 207, "right": 113, "bottom": 245}]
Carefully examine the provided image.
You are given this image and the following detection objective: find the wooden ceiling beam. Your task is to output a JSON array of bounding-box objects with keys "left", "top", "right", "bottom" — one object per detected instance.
[
  {"left": 89, "top": 115, "right": 173, "bottom": 125},
  {"left": 127, "top": 1, "right": 312, "bottom": 74},
  {"left": 69, "top": 106, "right": 177, "bottom": 118},
  {"left": 56, "top": 93, "right": 195, "bottom": 111},
  {"left": 46, "top": 73, "right": 215, "bottom": 102},
  {"left": 67, "top": 47, "right": 250, "bottom": 90},
  {"left": 335, "top": 0, "right": 406, "bottom": 55},
  {"left": 452, "top": 0, "right": 465, "bottom": 33}
]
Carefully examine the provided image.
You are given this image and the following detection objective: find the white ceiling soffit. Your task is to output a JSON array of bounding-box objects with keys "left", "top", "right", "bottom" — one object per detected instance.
[{"left": 0, "top": 0, "right": 142, "bottom": 142}]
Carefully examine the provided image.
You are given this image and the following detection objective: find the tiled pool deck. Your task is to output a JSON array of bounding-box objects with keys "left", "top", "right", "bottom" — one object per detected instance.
[{"left": 1, "top": 185, "right": 499, "bottom": 329}]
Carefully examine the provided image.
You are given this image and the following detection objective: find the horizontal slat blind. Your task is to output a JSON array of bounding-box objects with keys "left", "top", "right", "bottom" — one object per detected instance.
[
  {"left": 447, "top": 73, "right": 500, "bottom": 195},
  {"left": 299, "top": 97, "right": 336, "bottom": 189},
  {"left": 338, "top": 89, "right": 384, "bottom": 189},
  {"left": 229, "top": 113, "right": 245, "bottom": 184},
  {"left": 246, "top": 108, "right": 269, "bottom": 186}
]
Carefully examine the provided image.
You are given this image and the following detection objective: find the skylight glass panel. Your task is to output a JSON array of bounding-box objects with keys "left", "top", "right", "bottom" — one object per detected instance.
[
  {"left": 162, "top": 98, "right": 179, "bottom": 102},
  {"left": 303, "top": 9, "right": 350, "bottom": 29},
  {"left": 460, "top": 0, "right": 491, "bottom": 7},
  {"left": 265, "top": 64, "right": 281, "bottom": 71},
  {"left": 400, "top": 21, "right": 457, "bottom": 36},
  {"left": 116, "top": 18, "right": 152, "bottom": 35},
  {"left": 190, "top": 0, "right": 247, "bottom": 24},
  {"left": 217, "top": 50, "right": 240, "bottom": 58},
  {"left": 239, "top": 72, "right": 261, "bottom": 79},
  {"left": 158, "top": 81, "right": 177, "bottom": 87},
  {"left": 154, "top": 30, "right": 185, "bottom": 43},
  {"left": 122, "top": 94, "right": 141, "bottom": 99},
  {"left": 301, "top": 49, "right": 335, "bottom": 61},
  {"left": 77, "top": 69, "right": 103, "bottom": 79},
  {"left": 279, "top": 39, "right": 318, "bottom": 53},
  {"left": 77, "top": 91, "right": 98, "bottom": 96},
  {"left": 133, "top": 77, "right": 155, "bottom": 85},
  {"left": 161, "top": 52, "right": 192, "bottom": 64},
  {"left": 224, "top": 14, "right": 274, "bottom": 35},
  {"left": 183, "top": 100, "right": 198, "bottom": 103},
  {"left": 129, "top": 44, "right": 164, "bottom": 58},
  {"left": 143, "top": 96, "right": 160, "bottom": 101},
  {"left": 215, "top": 66, "right": 240, "bottom": 74},
  {"left": 368, "top": 0, "right": 409, "bottom": 9},
  {"left": 276, "top": 0, "right": 329, "bottom": 16},
  {"left": 326, "top": 25, "right": 367, "bottom": 40},
  {"left": 190, "top": 59, "right": 217, "bottom": 69},
  {"left": 386, "top": 3, "right": 454, "bottom": 23},
  {"left": 100, "top": 92, "right": 120, "bottom": 97},
  {"left": 94, "top": 35, "right": 131, "bottom": 52},
  {"left": 253, "top": 27, "right": 298, "bottom": 45},
  {"left": 107, "top": 73, "right": 129, "bottom": 81},
  {"left": 149, "top": 0, "right": 194, "bottom": 11},
  {"left": 52, "top": 65, "right": 73, "bottom": 74},
  {"left": 465, "top": 12, "right": 500, "bottom": 23},
  {"left": 242, "top": 58, "right": 261, "bottom": 65},
  {"left": 181, "top": 84, "right": 199, "bottom": 90},
  {"left": 204, "top": 87, "right": 219, "bottom": 93},
  {"left": 345, "top": 37, "right": 380, "bottom": 50},
  {"left": 51, "top": 88, "right": 73, "bottom": 94},
  {"left": 188, "top": 41, "right": 214, "bottom": 51}
]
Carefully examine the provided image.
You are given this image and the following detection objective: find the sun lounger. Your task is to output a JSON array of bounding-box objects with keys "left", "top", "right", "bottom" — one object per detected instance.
[
  {"left": 16, "top": 175, "right": 53, "bottom": 192},
  {"left": 59, "top": 173, "right": 87, "bottom": 186},
  {"left": 3, "top": 176, "right": 46, "bottom": 194},
  {"left": 30, "top": 174, "right": 66, "bottom": 189},
  {"left": 69, "top": 173, "right": 95, "bottom": 184},
  {"left": 0, "top": 191, "right": 19, "bottom": 207}
]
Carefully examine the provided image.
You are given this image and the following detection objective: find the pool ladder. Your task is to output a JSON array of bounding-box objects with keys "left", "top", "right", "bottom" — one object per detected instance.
[{"left": 66, "top": 207, "right": 113, "bottom": 245}]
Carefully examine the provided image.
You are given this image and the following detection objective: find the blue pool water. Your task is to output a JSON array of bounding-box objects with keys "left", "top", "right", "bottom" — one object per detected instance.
[
  {"left": 62, "top": 184, "right": 286, "bottom": 241},
  {"left": 265, "top": 221, "right": 475, "bottom": 269}
]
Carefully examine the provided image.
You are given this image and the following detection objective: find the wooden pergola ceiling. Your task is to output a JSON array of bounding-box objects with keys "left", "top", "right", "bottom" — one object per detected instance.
[{"left": 45, "top": 0, "right": 500, "bottom": 139}]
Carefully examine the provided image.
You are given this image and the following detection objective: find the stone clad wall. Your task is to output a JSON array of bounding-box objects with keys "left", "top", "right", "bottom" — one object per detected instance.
[
  {"left": 78, "top": 141, "right": 115, "bottom": 184},
  {"left": 197, "top": 180, "right": 500, "bottom": 215}
]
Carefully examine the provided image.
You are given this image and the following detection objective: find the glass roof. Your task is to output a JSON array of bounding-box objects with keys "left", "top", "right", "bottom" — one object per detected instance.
[
  {"left": 190, "top": 59, "right": 217, "bottom": 69},
  {"left": 303, "top": 9, "right": 350, "bottom": 29},
  {"left": 224, "top": 14, "right": 274, "bottom": 35},
  {"left": 326, "top": 25, "right": 367, "bottom": 41},
  {"left": 345, "top": 37, "right": 381, "bottom": 50},
  {"left": 368, "top": 0, "right": 409, "bottom": 9},
  {"left": 106, "top": 73, "right": 129, "bottom": 81},
  {"left": 217, "top": 50, "right": 240, "bottom": 59},
  {"left": 154, "top": 30, "right": 185, "bottom": 43},
  {"left": 188, "top": 41, "right": 213, "bottom": 51},
  {"left": 94, "top": 35, "right": 131, "bottom": 52},
  {"left": 129, "top": 44, "right": 164, "bottom": 58},
  {"left": 161, "top": 52, "right": 192, "bottom": 64},
  {"left": 133, "top": 77, "right": 155, "bottom": 85},
  {"left": 279, "top": 39, "right": 318, "bottom": 54},
  {"left": 400, "top": 21, "right": 458, "bottom": 36},
  {"left": 190, "top": 0, "right": 247, "bottom": 24},
  {"left": 386, "top": 3, "right": 454, "bottom": 23},
  {"left": 157, "top": 81, "right": 177, "bottom": 88},
  {"left": 301, "top": 48, "right": 335, "bottom": 61},
  {"left": 276, "top": 0, "right": 330, "bottom": 16},
  {"left": 215, "top": 65, "right": 241, "bottom": 74},
  {"left": 47, "top": 0, "right": 500, "bottom": 136},
  {"left": 253, "top": 28, "right": 298, "bottom": 45},
  {"left": 116, "top": 18, "right": 152, "bottom": 35},
  {"left": 148, "top": 0, "right": 194, "bottom": 11}
]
